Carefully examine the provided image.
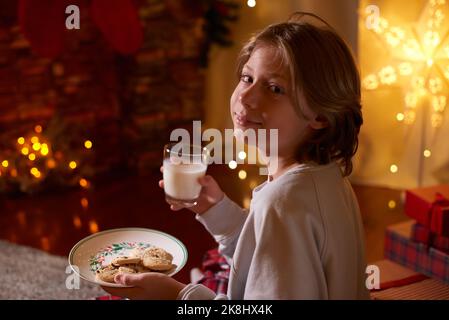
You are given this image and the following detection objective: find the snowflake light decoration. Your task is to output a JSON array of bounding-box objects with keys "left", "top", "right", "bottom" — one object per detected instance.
[{"left": 362, "top": 0, "right": 449, "bottom": 129}]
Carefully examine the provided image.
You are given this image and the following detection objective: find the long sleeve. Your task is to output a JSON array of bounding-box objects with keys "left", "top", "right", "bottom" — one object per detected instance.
[
  {"left": 195, "top": 195, "right": 248, "bottom": 260},
  {"left": 241, "top": 187, "right": 329, "bottom": 299},
  {"left": 177, "top": 195, "right": 247, "bottom": 301}
]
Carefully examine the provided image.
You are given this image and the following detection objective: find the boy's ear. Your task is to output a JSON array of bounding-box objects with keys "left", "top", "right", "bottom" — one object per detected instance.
[{"left": 309, "top": 115, "right": 328, "bottom": 130}]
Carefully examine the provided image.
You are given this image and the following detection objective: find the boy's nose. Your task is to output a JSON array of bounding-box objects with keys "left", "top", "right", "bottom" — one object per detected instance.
[{"left": 239, "top": 87, "right": 258, "bottom": 110}]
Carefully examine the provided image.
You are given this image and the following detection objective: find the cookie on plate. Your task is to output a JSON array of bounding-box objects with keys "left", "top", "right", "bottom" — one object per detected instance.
[
  {"left": 142, "top": 247, "right": 174, "bottom": 271},
  {"left": 96, "top": 265, "right": 119, "bottom": 283}
]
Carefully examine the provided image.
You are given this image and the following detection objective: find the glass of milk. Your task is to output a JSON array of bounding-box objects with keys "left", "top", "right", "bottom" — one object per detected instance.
[{"left": 163, "top": 143, "right": 209, "bottom": 207}]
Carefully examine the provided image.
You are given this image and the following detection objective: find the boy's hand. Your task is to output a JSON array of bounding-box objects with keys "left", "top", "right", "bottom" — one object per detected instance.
[
  {"left": 159, "top": 166, "right": 224, "bottom": 215},
  {"left": 101, "top": 272, "right": 186, "bottom": 300}
]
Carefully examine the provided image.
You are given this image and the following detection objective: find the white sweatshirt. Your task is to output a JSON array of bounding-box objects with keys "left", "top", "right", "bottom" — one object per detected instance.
[{"left": 177, "top": 162, "right": 370, "bottom": 300}]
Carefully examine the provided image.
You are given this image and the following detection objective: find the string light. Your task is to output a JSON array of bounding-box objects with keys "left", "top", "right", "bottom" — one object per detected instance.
[
  {"left": 84, "top": 140, "right": 93, "bottom": 149},
  {"left": 396, "top": 112, "right": 405, "bottom": 122},
  {"left": 228, "top": 160, "right": 237, "bottom": 169},
  {"left": 388, "top": 200, "right": 397, "bottom": 209},
  {"left": 423, "top": 149, "right": 432, "bottom": 158},
  {"left": 40, "top": 144, "right": 49, "bottom": 156},
  {"left": 238, "top": 170, "right": 247, "bottom": 180},
  {"left": 32, "top": 142, "right": 41, "bottom": 151},
  {"left": 69, "top": 161, "right": 77, "bottom": 169},
  {"left": 247, "top": 0, "right": 256, "bottom": 8},
  {"left": 390, "top": 164, "right": 398, "bottom": 173},
  {"left": 238, "top": 151, "right": 247, "bottom": 160},
  {"left": 2, "top": 125, "right": 94, "bottom": 193},
  {"left": 30, "top": 167, "right": 41, "bottom": 178}
]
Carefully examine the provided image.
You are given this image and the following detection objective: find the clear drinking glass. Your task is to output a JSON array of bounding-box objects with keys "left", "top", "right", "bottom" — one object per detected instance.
[{"left": 163, "top": 143, "right": 209, "bottom": 207}]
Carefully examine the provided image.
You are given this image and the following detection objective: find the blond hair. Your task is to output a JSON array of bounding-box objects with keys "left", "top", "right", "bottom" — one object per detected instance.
[{"left": 236, "top": 13, "right": 362, "bottom": 176}]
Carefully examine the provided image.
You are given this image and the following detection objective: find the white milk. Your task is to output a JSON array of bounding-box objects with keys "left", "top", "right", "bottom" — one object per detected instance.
[{"left": 163, "top": 160, "right": 207, "bottom": 200}]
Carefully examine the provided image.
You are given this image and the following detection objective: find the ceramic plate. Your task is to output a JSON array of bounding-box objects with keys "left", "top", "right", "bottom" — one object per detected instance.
[{"left": 68, "top": 228, "right": 188, "bottom": 287}]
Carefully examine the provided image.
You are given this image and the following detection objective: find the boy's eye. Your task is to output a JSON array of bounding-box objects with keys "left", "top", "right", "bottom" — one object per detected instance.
[
  {"left": 240, "top": 74, "right": 252, "bottom": 83},
  {"left": 269, "top": 85, "right": 284, "bottom": 94}
]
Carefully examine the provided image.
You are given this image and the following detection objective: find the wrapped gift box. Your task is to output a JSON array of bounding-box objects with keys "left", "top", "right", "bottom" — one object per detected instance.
[
  {"left": 405, "top": 184, "right": 449, "bottom": 237},
  {"left": 412, "top": 223, "right": 449, "bottom": 254},
  {"left": 384, "top": 220, "right": 449, "bottom": 285}
]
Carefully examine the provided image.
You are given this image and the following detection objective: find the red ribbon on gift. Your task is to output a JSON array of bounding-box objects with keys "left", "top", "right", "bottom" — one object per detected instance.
[{"left": 429, "top": 192, "right": 449, "bottom": 237}]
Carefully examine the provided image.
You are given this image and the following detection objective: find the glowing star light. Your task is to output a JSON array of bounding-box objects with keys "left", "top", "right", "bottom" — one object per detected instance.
[{"left": 362, "top": 0, "right": 449, "bottom": 129}]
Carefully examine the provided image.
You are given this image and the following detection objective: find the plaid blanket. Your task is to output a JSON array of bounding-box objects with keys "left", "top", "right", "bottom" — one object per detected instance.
[{"left": 196, "top": 248, "right": 230, "bottom": 295}]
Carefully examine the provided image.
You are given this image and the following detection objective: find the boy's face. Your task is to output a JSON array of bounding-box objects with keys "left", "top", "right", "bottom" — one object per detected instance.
[{"left": 230, "top": 45, "right": 315, "bottom": 159}]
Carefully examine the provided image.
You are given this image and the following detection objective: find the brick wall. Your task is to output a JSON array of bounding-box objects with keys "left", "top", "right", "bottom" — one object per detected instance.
[{"left": 0, "top": 0, "right": 205, "bottom": 191}]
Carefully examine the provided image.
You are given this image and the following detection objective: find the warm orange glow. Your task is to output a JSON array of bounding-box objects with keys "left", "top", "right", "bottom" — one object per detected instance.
[
  {"left": 46, "top": 158, "right": 56, "bottom": 169},
  {"left": 249, "top": 180, "right": 258, "bottom": 189},
  {"left": 81, "top": 197, "right": 89, "bottom": 209},
  {"left": 10, "top": 169, "right": 18, "bottom": 177},
  {"left": 17, "top": 211, "right": 27, "bottom": 226},
  {"left": 17, "top": 137, "right": 25, "bottom": 145},
  {"left": 238, "top": 170, "right": 247, "bottom": 180},
  {"left": 73, "top": 216, "right": 82, "bottom": 229},
  {"left": 40, "top": 237, "right": 50, "bottom": 251},
  {"left": 79, "top": 178, "right": 89, "bottom": 188},
  {"left": 89, "top": 220, "right": 99, "bottom": 233},
  {"left": 34, "top": 125, "right": 42, "bottom": 133},
  {"left": 28, "top": 153, "right": 36, "bottom": 161},
  {"left": 243, "top": 196, "right": 251, "bottom": 209},
  {"left": 21, "top": 147, "right": 29, "bottom": 155},
  {"left": 362, "top": 1, "right": 449, "bottom": 129},
  {"left": 1, "top": 160, "right": 8, "bottom": 168},
  {"left": 31, "top": 136, "right": 39, "bottom": 144}
]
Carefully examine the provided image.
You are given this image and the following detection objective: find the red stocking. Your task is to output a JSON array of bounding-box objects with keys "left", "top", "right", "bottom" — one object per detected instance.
[
  {"left": 90, "top": 0, "right": 143, "bottom": 55},
  {"left": 18, "top": 0, "right": 68, "bottom": 58}
]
